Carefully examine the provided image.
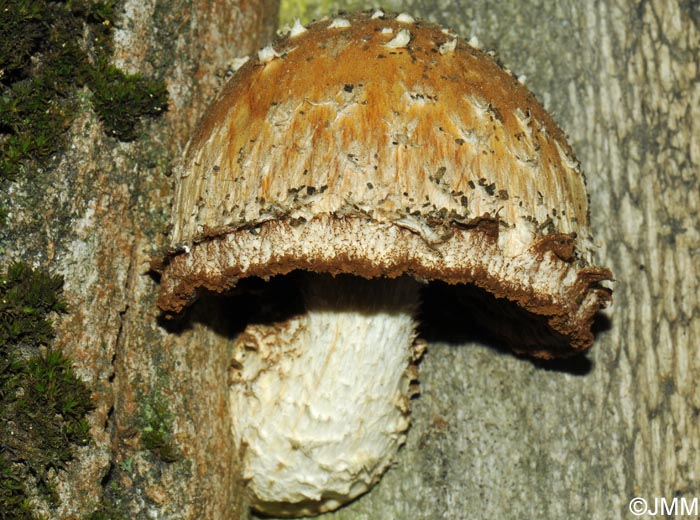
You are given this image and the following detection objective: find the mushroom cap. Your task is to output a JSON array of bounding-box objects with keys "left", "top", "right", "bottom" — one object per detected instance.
[{"left": 156, "top": 11, "right": 612, "bottom": 356}]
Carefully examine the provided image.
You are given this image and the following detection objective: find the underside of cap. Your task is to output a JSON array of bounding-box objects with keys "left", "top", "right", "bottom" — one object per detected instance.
[
  {"left": 157, "top": 215, "right": 610, "bottom": 357},
  {"left": 155, "top": 10, "right": 613, "bottom": 356}
]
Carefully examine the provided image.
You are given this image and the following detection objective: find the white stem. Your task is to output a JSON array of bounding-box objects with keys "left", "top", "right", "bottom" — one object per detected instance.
[{"left": 229, "top": 274, "right": 421, "bottom": 517}]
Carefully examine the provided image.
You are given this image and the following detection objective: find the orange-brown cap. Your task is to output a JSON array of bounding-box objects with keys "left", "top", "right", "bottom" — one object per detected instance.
[{"left": 156, "top": 10, "right": 612, "bottom": 355}]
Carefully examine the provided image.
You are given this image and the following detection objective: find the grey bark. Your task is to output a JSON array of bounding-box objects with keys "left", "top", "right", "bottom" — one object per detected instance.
[
  {"left": 3, "top": 0, "right": 698, "bottom": 518},
  {"left": 291, "top": 1, "right": 698, "bottom": 519}
]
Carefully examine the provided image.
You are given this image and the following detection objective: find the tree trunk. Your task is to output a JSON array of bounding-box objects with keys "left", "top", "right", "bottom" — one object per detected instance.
[
  {"left": 276, "top": 1, "right": 700, "bottom": 519},
  {"left": 3, "top": 1, "right": 278, "bottom": 518},
  {"left": 3, "top": 0, "right": 698, "bottom": 519}
]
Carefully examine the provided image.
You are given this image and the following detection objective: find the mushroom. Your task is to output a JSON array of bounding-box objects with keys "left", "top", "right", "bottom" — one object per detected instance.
[{"left": 155, "top": 10, "right": 612, "bottom": 517}]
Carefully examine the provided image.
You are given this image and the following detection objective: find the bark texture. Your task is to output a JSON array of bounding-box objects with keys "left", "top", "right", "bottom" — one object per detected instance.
[
  {"left": 3, "top": 0, "right": 698, "bottom": 519},
  {"left": 276, "top": 1, "right": 699, "bottom": 519},
  {"left": 2, "top": 0, "right": 278, "bottom": 518}
]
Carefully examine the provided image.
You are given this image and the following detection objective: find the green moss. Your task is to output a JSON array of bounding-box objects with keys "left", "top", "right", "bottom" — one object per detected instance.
[
  {"left": 0, "top": 457, "right": 34, "bottom": 519},
  {"left": 0, "top": 0, "right": 168, "bottom": 181},
  {"left": 88, "top": 65, "right": 168, "bottom": 142},
  {"left": 0, "top": 262, "right": 93, "bottom": 518},
  {"left": 0, "top": 262, "right": 66, "bottom": 347},
  {"left": 87, "top": 501, "right": 128, "bottom": 520},
  {"left": 139, "top": 397, "right": 182, "bottom": 464},
  {"left": 87, "top": 512, "right": 113, "bottom": 520}
]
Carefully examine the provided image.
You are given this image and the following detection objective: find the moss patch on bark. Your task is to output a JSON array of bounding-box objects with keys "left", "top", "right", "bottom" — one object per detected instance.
[
  {"left": 0, "top": 0, "right": 168, "bottom": 181},
  {"left": 0, "top": 262, "right": 93, "bottom": 518}
]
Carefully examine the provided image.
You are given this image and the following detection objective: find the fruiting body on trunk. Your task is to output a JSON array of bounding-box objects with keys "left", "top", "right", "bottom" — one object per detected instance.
[{"left": 154, "top": 9, "right": 612, "bottom": 516}]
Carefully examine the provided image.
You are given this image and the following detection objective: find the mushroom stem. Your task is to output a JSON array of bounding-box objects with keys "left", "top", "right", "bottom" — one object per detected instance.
[{"left": 229, "top": 273, "right": 422, "bottom": 517}]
